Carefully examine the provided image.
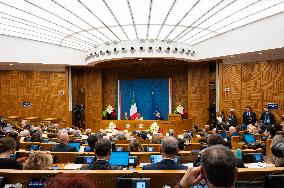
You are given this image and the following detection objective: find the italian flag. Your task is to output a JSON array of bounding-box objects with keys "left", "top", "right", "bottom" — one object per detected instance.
[{"left": 130, "top": 94, "right": 138, "bottom": 120}]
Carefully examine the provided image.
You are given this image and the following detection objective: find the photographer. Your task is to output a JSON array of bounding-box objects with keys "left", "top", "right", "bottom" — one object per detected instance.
[{"left": 268, "top": 135, "right": 284, "bottom": 167}]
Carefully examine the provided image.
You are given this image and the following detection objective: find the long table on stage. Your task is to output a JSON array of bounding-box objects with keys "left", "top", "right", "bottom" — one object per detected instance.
[{"left": 93, "top": 119, "right": 193, "bottom": 135}]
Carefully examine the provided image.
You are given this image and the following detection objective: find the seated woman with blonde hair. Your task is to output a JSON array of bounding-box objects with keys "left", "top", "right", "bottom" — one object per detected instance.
[
  {"left": 128, "top": 139, "right": 144, "bottom": 152},
  {"left": 23, "top": 152, "right": 53, "bottom": 170}
]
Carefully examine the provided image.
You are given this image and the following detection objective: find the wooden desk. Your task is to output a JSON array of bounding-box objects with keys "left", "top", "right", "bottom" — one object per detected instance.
[
  {"left": 1, "top": 168, "right": 284, "bottom": 188},
  {"left": 93, "top": 119, "right": 193, "bottom": 135}
]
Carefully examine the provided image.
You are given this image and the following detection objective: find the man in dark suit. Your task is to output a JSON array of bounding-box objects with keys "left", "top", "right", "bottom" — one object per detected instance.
[
  {"left": 142, "top": 136, "right": 187, "bottom": 170},
  {"left": 260, "top": 107, "right": 275, "bottom": 128},
  {"left": 51, "top": 133, "right": 77, "bottom": 152},
  {"left": 242, "top": 106, "right": 256, "bottom": 127},
  {"left": 81, "top": 138, "right": 122, "bottom": 170}
]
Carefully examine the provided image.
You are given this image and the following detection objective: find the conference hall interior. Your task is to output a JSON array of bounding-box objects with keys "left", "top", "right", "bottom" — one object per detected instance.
[{"left": 0, "top": 0, "right": 284, "bottom": 187}]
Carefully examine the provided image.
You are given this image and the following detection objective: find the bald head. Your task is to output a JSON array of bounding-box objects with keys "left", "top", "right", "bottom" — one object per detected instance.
[
  {"left": 229, "top": 126, "right": 236, "bottom": 133},
  {"left": 161, "top": 136, "right": 179, "bottom": 157},
  {"left": 59, "top": 133, "right": 69, "bottom": 145}
]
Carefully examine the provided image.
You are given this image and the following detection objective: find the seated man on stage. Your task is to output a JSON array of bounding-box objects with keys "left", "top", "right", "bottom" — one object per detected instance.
[
  {"left": 135, "top": 113, "right": 143, "bottom": 120},
  {"left": 155, "top": 112, "right": 164, "bottom": 120},
  {"left": 142, "top": 136, "right": 187, "bottom": 170}
]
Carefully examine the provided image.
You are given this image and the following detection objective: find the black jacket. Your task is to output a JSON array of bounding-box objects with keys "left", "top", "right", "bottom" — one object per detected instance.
[
  {"left": 81, "top": 159, "right": 123, "bottom": 170},
  {"left": 142, "top": 159, "right": 187, "bottom": 170},
  {"left": 260, "top": 112, "right": 275, "bottom": 125},
  {"left": 51, "top": 143, "right": 77, "bottom": 152},
  {"left": 242, "top": 111, "right": 256, "bottom": 125}
]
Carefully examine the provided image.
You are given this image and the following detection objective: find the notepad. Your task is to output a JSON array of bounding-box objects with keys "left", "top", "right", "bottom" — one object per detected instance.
[{"left": 63, "top": 164, "right": 82, "bottom": 170}]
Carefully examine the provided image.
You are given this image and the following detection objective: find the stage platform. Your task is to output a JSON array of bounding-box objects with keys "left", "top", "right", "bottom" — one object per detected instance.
[{"left": 92, "top": 119, "right": 193, "bottom": 135}]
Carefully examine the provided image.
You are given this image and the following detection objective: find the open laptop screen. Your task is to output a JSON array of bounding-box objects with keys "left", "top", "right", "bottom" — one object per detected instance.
[
  {"left": 244, "top": 134, "right": 256, "bottom": 144},
  {"left": 68, "top": 143, "right": 80, "bottom": 152},
  {"left": 150, "top": 155, "right": 180, "bottom": 163},
  {"left": 109, "top": 152, "right": 129, "bottom": 167}
]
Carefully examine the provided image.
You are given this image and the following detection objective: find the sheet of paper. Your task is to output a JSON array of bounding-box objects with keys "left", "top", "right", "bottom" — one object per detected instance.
[{"left": 64, "top": 164, "right": 82, "bottom": 170}]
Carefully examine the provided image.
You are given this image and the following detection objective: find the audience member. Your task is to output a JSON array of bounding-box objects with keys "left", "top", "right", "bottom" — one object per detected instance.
[
  {"left": 128, "top": 138, "right": 144, "bottom": 152},
  {"left": 31, "top": 131, "right": 42, "bottom": 142},
  {"left": 85, "top": 134, "right": 98, "bottom": 152},
  {"left": 268, "top": 135, "right": 284, "bottom": 167},
  {"left": 176, "top": 145, "right": 237, "bottom": 188},
  {"left": 151, "top": 133, "right": 162, "bottom": 144},
  {"left": 81, "top": 138, "right": 123, "bottom": 170},
  {"left": 183, "top": 132, "right": 192, "bottom": 144},
  {"left": 193, "top": 125, "right": 202, "bottom": 133},
  {"left": 85, "top": 129, "right": 92, "bottom": 136},
  {"left": 116, "top": 131, "right": 126, "bottom": 140},
  {"left": 194, "top": 134, "right": 244, "bottom": 168},
  {"left": 51, "top": 133, "right": 76, "bottom": 152},
  {"left": 177, "top": 138, "right": 185, "bottom": 151},
  {"left": 7, "top": 131, "right": 20, "bottom": 151},
  {"left": 227, "top": 109, "right": 237, "bottom": 127},
  {"left": 260, "top": 107, "right": 275, "bottom": 127},
  {"left": 168, "top": 129, "right": 175, "bottom": 137},
  {"left": 0, "top": 137, "right": 22, "bottom": 169},
  {"left": 261, "top": 125, "right": 276, "bottom": 141},
  {"left": 242, "top": 106, "right": 256, "bottom": 126},
  {"left": 23, "top": 152, "right": 53, "bottom": 170},
  {"left": 140, "top": 131, "right": 148, "bottom": 140},
  {"left": 227, "top": 126, "right": 241, "bottom": 148},
  {"left": 143, "top": 136, "right": 187, "bottom": 170}
]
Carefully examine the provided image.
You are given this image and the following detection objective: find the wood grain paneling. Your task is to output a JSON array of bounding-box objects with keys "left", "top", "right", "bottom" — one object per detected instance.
[
  {"left": 220, "top": 60, "right": 284, "bottom": 123},
  {"left": 188, "top": 63, "right": 209, "bottom": 125},
  {"left": 84, "top": 68, "right": 102, "bottom": 130},
  {"left": 0, "top": 70, "right": 69, "bottom": 124}
]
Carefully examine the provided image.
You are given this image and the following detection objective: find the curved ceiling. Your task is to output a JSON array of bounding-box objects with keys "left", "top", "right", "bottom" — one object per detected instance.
[{"left": 0, "top": 0, "right": 283, "bottom": 52}]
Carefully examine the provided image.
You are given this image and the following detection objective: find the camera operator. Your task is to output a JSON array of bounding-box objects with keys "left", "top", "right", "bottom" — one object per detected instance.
[{"left": 268, "top": 135, "right": 284, "bottom": 167}]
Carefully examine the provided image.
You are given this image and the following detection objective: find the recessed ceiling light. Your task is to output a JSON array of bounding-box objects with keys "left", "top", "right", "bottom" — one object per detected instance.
[
  {"left": 9, "top": 63, "right": 14, "bottom": 66},
  {"left": 259, "top": 52, "right": 262, "bottom": 55},
  {"left": 230, "top": 56, "right": 234, "bottom": 58},
  {"left": 139, "top": 59, "right": 142, "bottom": 61}
]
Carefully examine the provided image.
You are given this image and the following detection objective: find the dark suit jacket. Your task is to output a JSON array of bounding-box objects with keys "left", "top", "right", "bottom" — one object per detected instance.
[
  {"left": 227, "top": 114, "right": 237, "bottom": 127},
  {"left": 260, "top": 112, "right": 275, "bottom": 125},
  {"left": 51, "top": 143, "right": 77, "bottom": 152},
  {"left": 142, "top": 159, "right": 187, "bottom": 170},
  {"left": 242, "top": 111, "right": 256, "bottom": 125},
  {"left": 80, "top": 160, "right": 123, "bottom": 170}
]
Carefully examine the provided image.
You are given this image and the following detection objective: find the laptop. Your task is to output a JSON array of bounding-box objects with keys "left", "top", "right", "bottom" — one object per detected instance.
[
  {"left": 243, "top": 134, "right": 256, "bottom": 144},
  {"left": 117, "top": 178, "right": 150, "bottom": 188},
  {"left": 109, "top": 151, "right": 129, "bottom": 167},
  {"left": 150, "top": 155, "right": 181, "bottom": 164},
  {"left": 146, "top": 146, "right": 154, "bottom": 152},
  {"left": 243, "top": 153, "right": 264, "bottom": 163},
  {"left": 68, "top": 142, "right": 81, "bottom": 152},
  {"left": 115, "top": 146, "right": 124, "bottom": 151}
]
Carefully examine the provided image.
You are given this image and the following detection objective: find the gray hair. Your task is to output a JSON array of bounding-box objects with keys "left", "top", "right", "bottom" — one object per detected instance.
[
  {"left": 168, "top": 129, "right": 175, "bottom": 136},
  {"left": 161, "top": 136, "right": 178, "bottom": 155}
]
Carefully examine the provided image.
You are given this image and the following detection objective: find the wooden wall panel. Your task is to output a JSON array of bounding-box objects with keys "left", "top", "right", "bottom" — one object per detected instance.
[
  {"left": 0, "top": 70, "right": 69, "bottom": 123},
  {"left": 84, "top": 68, "right": 102, "bottom": 130},
  {"left": 220, "top": 60, "right": 284, "bottom": 124},
  {"left": 188, "top": 63, "right": 209, "bottom": 125}
]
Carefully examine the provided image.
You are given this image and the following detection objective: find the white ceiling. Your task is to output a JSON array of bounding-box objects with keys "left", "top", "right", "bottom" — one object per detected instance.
[{"left": 0, "top": 0, "right": 284, "bottom": 52}]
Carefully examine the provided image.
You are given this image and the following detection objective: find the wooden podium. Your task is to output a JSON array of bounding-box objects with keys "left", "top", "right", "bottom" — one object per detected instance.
[{"left": 168, "top": 114, "right": 182, "bottom": 121}]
